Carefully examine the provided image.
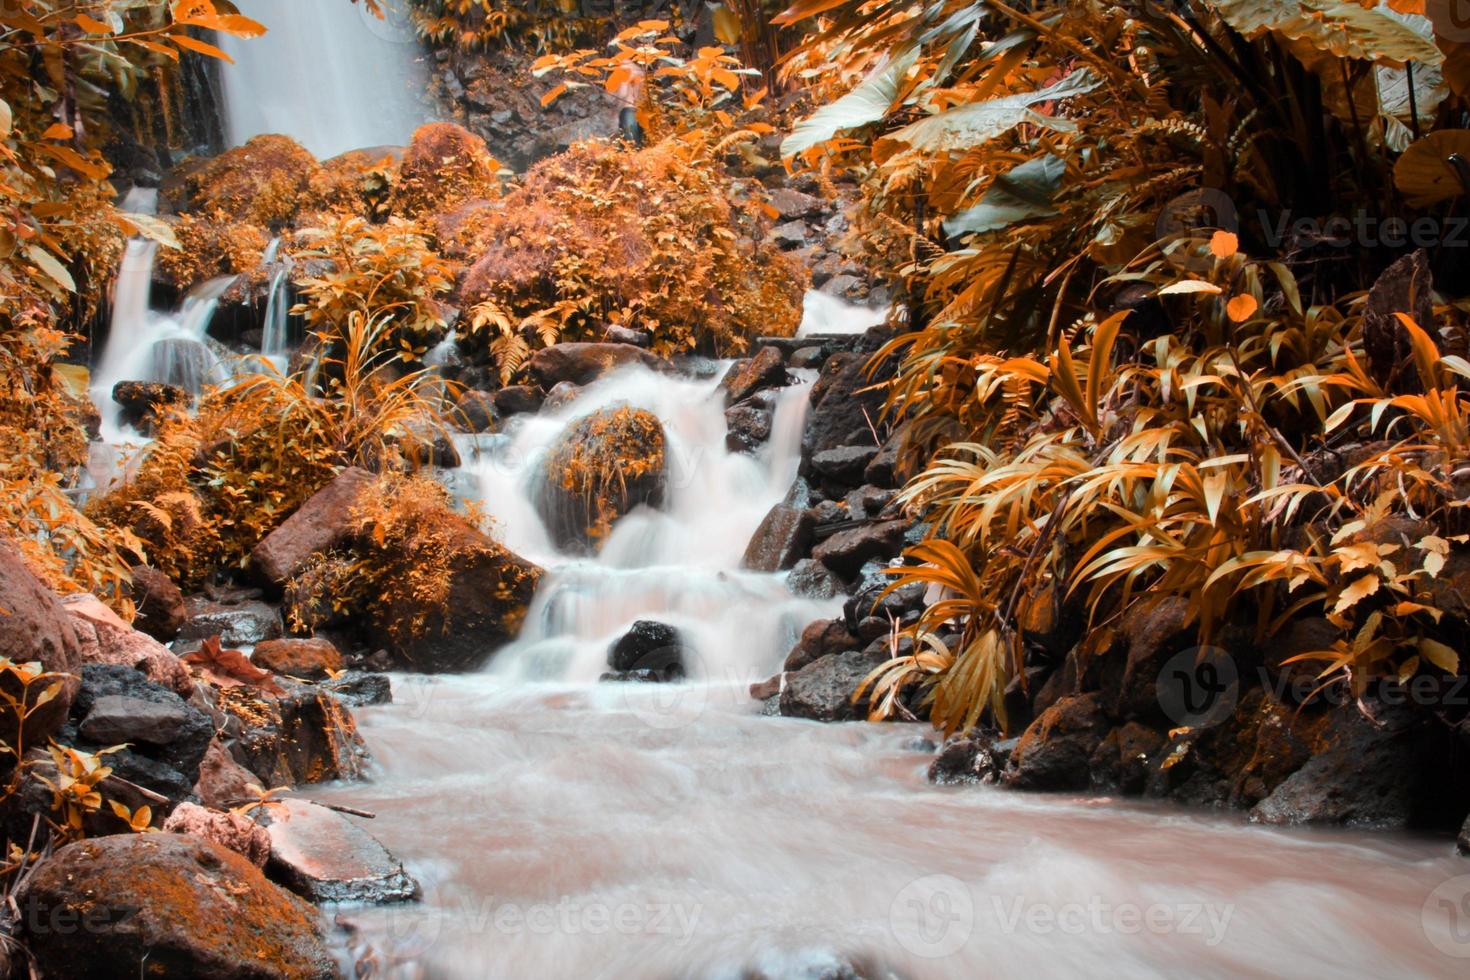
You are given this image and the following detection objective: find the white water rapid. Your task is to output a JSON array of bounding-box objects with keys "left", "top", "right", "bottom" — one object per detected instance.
[
  {"left": 218, "top": 0, "right": 430, "bottom": 159},
  {"left": 313, "top": 361, "right": 1470, "bottom": 979}
]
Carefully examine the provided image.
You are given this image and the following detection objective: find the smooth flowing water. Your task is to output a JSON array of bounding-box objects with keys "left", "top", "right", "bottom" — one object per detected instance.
[
  {"left": 316, "top": 361, "right": 1470, "bottom": 979},
  {"left": 219, "top": 0, "right": 429, "bottom": 159}
]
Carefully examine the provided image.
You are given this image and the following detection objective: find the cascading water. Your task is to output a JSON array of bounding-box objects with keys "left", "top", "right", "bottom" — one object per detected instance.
[
  {"left": 218, "top": 0, "right": 430, "bottom": 159},
  {"left": 797, "top": 288, "right": 889, "bottom": 338},
  {"left": 260, "top": 237, "right": 291, "bottom": 369},
  {"left": 312, "top": 361, "right": 1470, "bottom": 979}
]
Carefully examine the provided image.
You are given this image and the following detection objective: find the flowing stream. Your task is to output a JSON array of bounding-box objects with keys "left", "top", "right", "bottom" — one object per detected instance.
[{"left": 314, "top": 360, "right": 1470, "bottom": 979}]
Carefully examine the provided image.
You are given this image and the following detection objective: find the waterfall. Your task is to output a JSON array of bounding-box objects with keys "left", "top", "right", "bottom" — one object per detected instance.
[
  {"left": 260, "top": 237, "right": 291, "bottom": 368},
  {"left": 797, "top": 288, "right": 889, "bottom": 338},
  {"left": 218, "top": 0, "right": 430, "bottom": 159},
  {"left": 457, "top": 364, "right": 837, "bottom": 684}
]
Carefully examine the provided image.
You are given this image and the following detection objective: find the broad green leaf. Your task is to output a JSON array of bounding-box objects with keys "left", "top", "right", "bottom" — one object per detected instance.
[
  {"left": 781, "top": 46, "right": 919, "bottom": 157},
  {"left": 943, "top": 154, "right": 1064, "bottom": 237},
  {"left": 892, "top": 70, "right": 1101, "bottom": 153},
  {"left": 1205, "top": 0, "right": 1442, "bottom": 65}
]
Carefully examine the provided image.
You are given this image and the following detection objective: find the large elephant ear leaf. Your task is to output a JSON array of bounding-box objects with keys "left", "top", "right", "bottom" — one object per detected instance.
[
  {"left": 1205, "top": 0, "right": 1442, "bottom": 65},
  {"left": 1393, "top": 129, "right": 1470, "bottom": 206},
  {"left": 943, "top": 154, "right": 1066, "bottom": 238},
  {"left": 781, "top": 46, "right": 919, "bottom": 157},
  {"left": 892, "top": 70, "right": 1101, "bottom": 154}
]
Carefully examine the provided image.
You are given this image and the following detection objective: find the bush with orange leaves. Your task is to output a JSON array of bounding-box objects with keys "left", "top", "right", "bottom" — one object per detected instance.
[
  {"left": 455, "top": 139, "right": 805, "bottom": 382},
  {"left": 392, "top": 122, "right": 503, "bottom": 220},
  {"left": 183, "top": 134, "right": 323, "bottom": 230}
]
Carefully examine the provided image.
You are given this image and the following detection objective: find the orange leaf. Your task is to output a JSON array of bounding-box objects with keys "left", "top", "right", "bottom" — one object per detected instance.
[
  {"left": 41, "top": 122, "right": 72, "bottom": 140},
  {"left": 183, "top": 636, "right": 284, "bottom": 695},
  {"left": 1226, "top": 294, "right": 1258, "bottom": 322},
  {"left": 1209, "top": 230, "right": 1238, "bottom": 258},
  {"left": 165, "top": 32, "right": 234, "bottom": 62},
  {"left": 541, "top": 83, "right": 568, "bottom": 107},
  {"left": 74, "top": 13, "right": 113, "bottom": 34}
]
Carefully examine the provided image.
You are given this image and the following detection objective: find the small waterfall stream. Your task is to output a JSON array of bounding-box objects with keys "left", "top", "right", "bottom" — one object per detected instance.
[{"left": 218, "top": 0, "right": 430, "bottom": 158}]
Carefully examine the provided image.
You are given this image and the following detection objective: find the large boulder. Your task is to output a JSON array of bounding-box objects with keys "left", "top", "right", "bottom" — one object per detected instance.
[
  {"left": 129, "top": 565, "right": 187, "bottom": 641},
  {"left": 802, "top": 352, "right": 884, "bottom": 460},
  {"left": 720, "top": 346, "right": 788, "bottom": 406},
  {"left": 61, "top": 593, "right": 193, "bottom": 695},
  {"left": 261, "top": 798, "right": 418, "bottom": 904},
  {"left": 779, "top": 650, "right": 886, "bottom": 722},
  {"left": 366, "top": 517, "right": 543, "bottom": 672},
  {"left": 251, "top": 466, "right": 377, "bottom": 585},
  {"left": 69, "top": 663, "right": 214, "bottom": 792},
  {"left": 534, "top": 407, "right": 667, "bottom": 552},
  {"left": 18, "top": 833, "right": 336, "bottom": 979},
  {"left": 1006, "top": 693, "right": 1111, "bottom": 791},
  {"left": 812, "top": 520, "right": 906, "bottom": 578},
  {"left": 527, "top": 343, "right": 663, "bottom": 388},
  {"left": 178, "top": 597, "right": 284, "bottom": 647},
  {"left": 0, "top": 543, "right": 81, "bottom": 751},
  {"left": 743, "top": 503, "right": 815, "bottom": 572}
]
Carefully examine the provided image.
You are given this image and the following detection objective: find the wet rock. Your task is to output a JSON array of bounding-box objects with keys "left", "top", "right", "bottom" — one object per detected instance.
[
  {"left": 844, "top": 485, "right": 895, "bottom": 520},
  {"left": 607, "top": 620, "right": 686, "bottom": 679},
  {"left": 791, "top": 345, "right": 825, "bottom": 369},
  {"left": 527, "top": 342, "right": 663, "bottom": 388},
  {"left": 863, "top": 424, "right": 908, "bottom": 488},
  {"left": 367, "top": 518, "right": 543, "bottom": 672},
  {"left": 743, "top": 503, "right": 815, "bottom": 572},
  {"left": 399, "top": 429, "right": 461, "bottom": 469},
  {"left": 929, "top": 733, "right": 1009, "bottom": 786},
  {"left": 812, "top": 520, "right": 906, "bottom": 578},
  {"left": 544, "top": 380, "right": 582, "bottom": 411},
  {"left": 494, "top": 384, "right": 544, "bottom": 417},
  {"left": 603, "top": 324, "right": 651, "bottom": 347},
  {"left": 1007, "top": 693, "right": 1111, "bottom": 791},
  {"left": 1250, "top": 701, "right": 1451, "bottom": 829},
  {"left": 195, "top": 737, "right": 264, "bottom": 810},
  {"left": 772, "top": 219, "right": 809, "bottom": 248},
  {"left": 151, "top": 337, "right": 215, "bottom": 394},
  {"left": 72, "top": 664, "right": 213, "bottom": 786},
  {"left": 844, "top": 562, "right": 924, "bottom": 627},
  {"left": 252, "top": 637, "right": 343, "bottom": 680},
  {"left": 113, "top": 380, "right": 187, "bottom": 432},
  {"left": 179, "top": 597, "right": 283, "bottom": 647},
  {"left": 725, "top": 400, "right": 774, "bottom": 453},
  {"left": 163, "top": 801, "right": 271, "bottom": 867},
  {"left": 787, "top": 558, "right": 843, "bottom": 599},
  {"left": 217, "top": 681, "right": 368, "bottom": 787},
  {"left": 767, "top": 187, "right": 823, "bottom": 221},
  {"left": 812, "top": 446, "right": 878, "bottom": 486},
  {"left": 720, "top": 346, "right": 788, "bottom": 406},
  {"left": 1114, "top": 596, "right": 1192, "bottom": 718},
  {"left": 455, "top": 389, "right": 501, "bottom": 433},
  {"left": 1089, "top": 722, "right": 1167, "bottom": 795},
  {"left": 261, "top": 798, "right": 418, "bottom": 904},
  {"left": 749, "top": 673, "right": 784, "bottom": 701},
  {"left": 18, "top": 833, "right": 336, "bottom": 980},
  {"left": 129, "top": 564, "right": 187, "bottom": 641},
  {"left": 785, "top": 618, "right": 858, "bottom": 673},
  {"left": 321, "top": 671, "right": 392, "bottom": 708},
  {"left": 0, "top": 542, "right": 81, "bottom": 750},
  {"left": 534, "top": 407, "right": 667, "bottom": 552},
  {"left": 251, "top": 466, "right": 377, "bottom": 585},
  {"left": 62, "top": 593, "right": 193, "bottom": 695},
  {"left": 779, "top": 650, "right": 886, "bottom": 722},
  {"left": 804, "top": 352, "right": 885, "bottom": 460}
]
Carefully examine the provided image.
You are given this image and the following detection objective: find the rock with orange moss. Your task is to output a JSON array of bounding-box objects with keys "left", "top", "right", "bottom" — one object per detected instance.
[
  {"left": 363, "top": 517, "right": 544, "bottom": 672},
  {"left": 164, "top": 801, "right": 272, "bottom": 868},
  {"left": 216, "top": 680, "right": 368, "bottom": 789},
  {"left": 534, "top": 406, "right": 667, "bottom": 553},
  {"left": 183, "top": 134, "right": 323, "bottom": 230},
  {"left": 0, "top": 542, "right": 81, "bottom": 752},
  {"left": 393, "top": 122, "right": 500, "bottom": 219},
  {"left": 252, "top": 638, "right": 344, "bottom": 681},
  {"left": 18, "top": 832, "right": 337, "bottom": 979}
]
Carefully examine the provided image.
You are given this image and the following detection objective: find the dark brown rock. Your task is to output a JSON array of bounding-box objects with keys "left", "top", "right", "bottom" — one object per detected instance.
[
  {"left": 803, "top": 352, "right": 884, "bottom": 459},
  {"left": 1089, "top": 722, "right": 1166, "bottom": 794},
  {"left": 743, "top": 503, "right": 815, "bottom": 572},
  {"left": 251, "top": 466, "right": 377, "bottom": 585},
  {"left": 534, "top": 407, "right": 666, "bottom": 552},
  {"left": 784, "top": 618, "right": 858, "bottom": 673},
  {"left": 1007, "top": 693, "right": 1111, "bottom": 791},
  {"left": 527, "top": 342, "right": 663, "bottom": 388},
  {"left": 179, "top": 597, "right": 283, "bottom": 647},
  {"left": 455, "top": 389, "right": 501, "bottom": 433},
  {"left": 778, "top": 650, "right": 886, "bottom": 722},
  {"left": 129, "top": 565, "right": 187, "bottom": 642},
  {"left": 812, "top": 520, "right": 906, "bottom": 577},
  {"left": 720, "top": 346, "right": 788, "bottom": 406},
  {"left": 261, "top": 798, "right": 417, "bottom": 904},
  {"left": 217, "top": 681, "right": 368, "bottom": 787},
  {"left": 18, "top": 833, "right": 335, "bottom": 980},
  {"left": 493, "top": 384, "right": 544, "bottom": 417},
  {"left": 113, "top": 380, "right": 187, "bottom": 432}
]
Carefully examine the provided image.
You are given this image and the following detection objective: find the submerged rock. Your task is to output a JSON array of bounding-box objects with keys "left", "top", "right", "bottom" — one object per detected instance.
[
  {"left": 261, "top": 798, "right": 418, "bottom": 904},
  {"left": 605, "top": 620, "right": 686, "bottom": 681},
  {"left": 18, "top": 833, "right": 337, "bottom": 980},
  {"left": 534, "top": 406, "right": 667, "bottom": 552}
]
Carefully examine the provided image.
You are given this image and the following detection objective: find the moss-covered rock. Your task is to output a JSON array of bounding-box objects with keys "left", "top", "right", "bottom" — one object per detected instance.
[
  {"left": 393, "top": 122, "right": 501, "bottom": 219},
  {"left": 534, "top": 406, "right": 667, "bottom": 552},
  {"left": 185, "top": 134, "right": 323, "bottom": 230}
]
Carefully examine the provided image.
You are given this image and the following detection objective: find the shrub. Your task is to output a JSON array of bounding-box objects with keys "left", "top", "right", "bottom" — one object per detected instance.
[
  {"left": 392, "top": 123, "right": 502, "bottom": 220},
  {"left": 184, "top": 134, "right": 323, "bottom": 230}
]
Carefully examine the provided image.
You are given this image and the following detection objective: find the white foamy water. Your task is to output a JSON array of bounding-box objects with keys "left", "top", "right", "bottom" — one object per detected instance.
[
  {"left": 798, "top": 289, "right": 888, "bottom": 338},
  {"left": 219, "top": 0, "right": 430, "bottom": 159}
]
